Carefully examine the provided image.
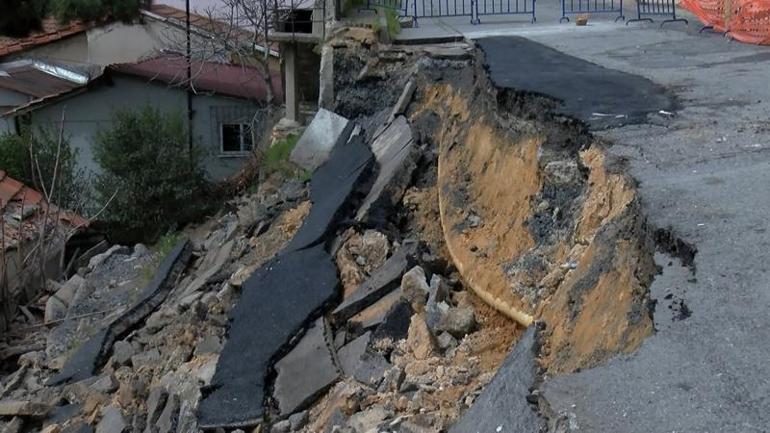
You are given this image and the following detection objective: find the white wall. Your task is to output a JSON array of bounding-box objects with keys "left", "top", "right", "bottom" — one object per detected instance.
[{"left": 28, "top": 75, "right": 261, "bottom": 180}]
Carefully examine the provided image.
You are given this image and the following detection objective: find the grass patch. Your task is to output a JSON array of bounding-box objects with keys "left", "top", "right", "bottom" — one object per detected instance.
[
  {"left": 385, "top": 8, "right": 401, "bottom": 39},
  {"left": 139, "top": 232, "right": 183, "bottom": 285},
  {"left": 263, "top": 134, "right": 310, "bottom": 180}
]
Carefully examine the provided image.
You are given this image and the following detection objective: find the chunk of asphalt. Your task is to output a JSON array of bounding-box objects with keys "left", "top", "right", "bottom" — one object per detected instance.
[
  {"left": 286, "top": 133, "right": 374, "bottom": 253},
  {"left": 337, "top": 332, "right": 390, "bottom": 387},
  {"left": 197, "top": 244, "right": 339, "bottom": 429},
  {"left": 48, "top": 240, "right": 191, "bottom": 385},
  {"left": 371, "top": 298, "right": 413, "bottom": 346},
  {"left": 448, "top": 325, "right": 545, "bottom": 433},
  {"left": 274, "top": 317, "right": 339, "bottom": 416},
  {"left": 476, "top": 36, "right": 675, "bottom": 129},
  {"left": 349, "top": 289, "right": 403, "bottom": 331},
  {"left": 356, "top": 116, "right": 418, "bottom": 227},
  {"left": 290, "top": 109, "right": 354, "bottom": 171},
  {"left": 332, "top": 241, "right": 418, "bottom": 324}
]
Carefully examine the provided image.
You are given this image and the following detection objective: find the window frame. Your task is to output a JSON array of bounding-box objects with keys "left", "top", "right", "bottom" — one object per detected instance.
[{"left": 219, "top": 122, "right": 253, "bottom": 156}]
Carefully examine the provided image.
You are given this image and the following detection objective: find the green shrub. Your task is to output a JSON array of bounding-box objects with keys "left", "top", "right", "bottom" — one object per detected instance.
[
  {"left": 49, "top": 0, "right": 145, "bottom": 23},
  {"left": 262, "top": 134, "right": 309, "bottom": 179},
  {"left": 0, "top": 128, "right": 87, "bottom": 212},
  {"left": 0, "top": 0, "right": 47, "bottom": 37},
  {"left": 93, "top": 107, "right": 214, "bottom": 244}
]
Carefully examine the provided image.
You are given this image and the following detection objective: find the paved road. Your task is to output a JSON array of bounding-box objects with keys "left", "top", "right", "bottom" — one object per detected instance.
[{"left": 408, "top": 17, "right": 770, "bottom": 433}]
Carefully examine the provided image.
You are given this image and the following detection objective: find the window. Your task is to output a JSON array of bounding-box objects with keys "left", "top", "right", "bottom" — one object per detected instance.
[{"left": 221, "top": 123, "right": 253, "bottom": 154}]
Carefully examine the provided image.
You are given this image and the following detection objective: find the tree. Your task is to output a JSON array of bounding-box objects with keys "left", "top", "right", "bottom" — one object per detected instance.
[
  {"left": 0, "top": 0, "right": 47, "bottom": 37},
  {"left": 49, "top": 0, "right": 147, "bottom": 23},
  {"left": 93, "top": 107, "right": 213, "bottom": 244}
]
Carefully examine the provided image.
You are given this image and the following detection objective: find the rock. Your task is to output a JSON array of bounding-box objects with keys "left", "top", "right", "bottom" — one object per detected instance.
[
  {"left": 156, "top": 394, "right": 179, "bottom": 433},
  {"left": 57, "top": 274, "right": 85, "bottom": 305},
  {"left": 0, "top": 400, "right": 51, "bottom": 417},
  {"left": 289, "top": 410, "right": 309, "bottom": 431},
  {"left": 194, "top": 336, "right": 222, "bottom": 356},
  {"left": 349, "top": 290, "right": 402, "bottom": 332},
  {"left": 397, "top": 420, "right": 439, "bottom": 433},
  {"left": 144, "top": 387, "right": 168, "bottom": 432},
  {"left": 132, "top": 244, "right": 149, "bottom": 258},
  {"left": 273, "top": 318, "right": 339, "bottom": 416},
  {"left": 111, "top": 341, "right": 135, "bottom": 366},
  {"left": 61, "top": 422, "right": 93, "bottom": 433},
  {"left": 390, "top": 81, "right": 417, "bottom": 121},
  {"left": 401, "top": 266, "right": 430, "bottom": 309},
  {"left": 96, "top": 406, "right": 127, "bottom": 433},
  {"left": 436, "top": 332, "right": 458, "bottom": 352},
  {"left": 544, "top": 160, "right": 581, "bottom": 185},
  {"left": 271, "top": 420, "right": 290, "bottom": 433},
  {"left": 407, "top": 314, "right": 436, "bottom": 360},
  {"left": 90, "top": 375, "right": 118, "bottom": 393},
  {"left": 437, "top": 307, "right": 476, "bottom": 338},
  {"left": 290, "top": 108, "right": 353, "bottom": 171},
  {"left": 378, "top": 366, "right": 405, "bottom": 393},
  {"left": 1, "top": 417, "right": 22, "bottom": 433},
  {"left": 88, "top": 245, "right": 130, "bottom": 271},
  {"left": 181, "top": 239, "right": 235, "bottom": 296},
  {"left": 130, "top": 349, "right": 161, "bottom": 370},
  {"left": 347, "top": 405, "right": 391, "bottom": 433},
  {"left": 41, "top": 425, "right": 61, "bottom": 433},
  {"left": 337, "top": 332, "right": 390, "bottom": 386},
  {"left": 425, "top": 275, "right": 450, "bottom": 330},
  {"left": 44, "top": 296, "right": 67, "bottom": 323},
  {"left": 318, "top": 45, "right": 334, "bottom": 109},
  {"left": 332, "top": 241, "right": 418, "bottom": 324}
]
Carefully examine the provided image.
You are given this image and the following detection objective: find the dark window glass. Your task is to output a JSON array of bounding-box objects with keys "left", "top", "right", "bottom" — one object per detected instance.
[{"left": 222, "top": 124, "right": 242, "bottom": 153}]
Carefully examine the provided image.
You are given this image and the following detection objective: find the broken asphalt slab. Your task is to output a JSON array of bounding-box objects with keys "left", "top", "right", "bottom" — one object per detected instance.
[
  {"left": 48, "top": 240, "right": 191, "bottom": 385},
  {"left": 476, "top": 36, "right": 674, "bottom": 129},
  {"left": 197, "top": 244, "right": 339, "bottom": 428},
  {"left": 290, "top": 108, "right": 355, "bottom": 171},
  {"left": 449, "top": 325, "right": 544, "bottom": 433},
  {"left": 332, "top": 241, "right": 418, "bottom": 324},
  {"left": 286, "top": 132, "right": 374, "bottom": 252},
  {"left": 273, "top": 317, "right": 339, "bottom": 416}
]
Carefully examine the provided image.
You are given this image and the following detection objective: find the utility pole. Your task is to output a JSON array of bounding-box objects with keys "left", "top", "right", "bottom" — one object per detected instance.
[{"left": 186, "top": 0, "right": 193, "bottom": 158}]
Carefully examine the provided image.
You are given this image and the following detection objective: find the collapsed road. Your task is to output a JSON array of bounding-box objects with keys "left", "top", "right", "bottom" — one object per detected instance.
[{"left": 2, "top": 22, "right": 768, "bottom": 433}]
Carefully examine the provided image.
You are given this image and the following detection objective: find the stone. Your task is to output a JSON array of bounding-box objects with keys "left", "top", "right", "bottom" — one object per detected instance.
[
  {"left": 378, "top": 367, "right": 405, "bottom": 393},
  {"left": 194, "top": 336, "right": 222, "bottom": 356},
  {"left": 347, "top": 405, "right": 391, "bottom": 433},
  {"left": 2, "top": 418, "right": 22, "bottom": 433},
  {"left": 544, "top": 160, "right": 581, "bottom": 185},
  {"left": 57, "top": 274, "right": 85, "bottom": 305},
  {"left": 318, "top": 45, "right": 334, "bottom": 109},
  {"left": 90, "top": 375, "right": 118, "bottom": 393},
  {"left": 436, "top": 332, "right": 458, "bottom": 352},
  {"left": 88, "top": 245, "right": 130, "bottom": 271},
  {"left": 130, "top": 349, "right": 161, "bottom": 370},
  {"left": 401, "top": 266, "right": 430, "bottom": 309},
  {"left": 144, "top": 387, "right": 168, "bottom": 431},
  {"left": 449, "top": 326, "right": 545, "bottom": 433},
  {"left": 289, "top": 410, "right": 309, "bottom": 431},
  {"left": 44, "top": 296, "right": 67, "bottom": 323},
  {"left": 96, "top": 406, "right": 127, "bottom": 433},
  {"left": 348, "top": 290, "right": 402, "bottom": 331},
  {"left": 273, "top": 318, "right": 339, "bottom": 416},
  {"left": 332, "top": 241, "right": 418, "bottom": 324},
  {"left": 156, "top": 394, "right": 179, "bottom": 433},
  {"left": 390, "top": 80, "right": 417, "bottom": 121},
  {"left": 132, "top": 244, "right": 149, "bottom": 258},
  {"left": 111, "top": 341, "right": 135, "bottom": 366},
  {"left": 356, "top": 116, "right": 417, "bottom": 226},
  {"left": 41, "top": 425, "right": 61, "bottom": 433},
  {"left": 181, "top": 240, "right": 235, "bottom": 296},
  {"left": 199, "top": 245, "right": 339, "bottom": 428},
  {"left": 397, "top": 420, "right": 439, "bottom": 433},
  {"left": 61, "top": 422, "right": 93, "bottom": 433},
  {"left": 0, "top": 400, "right": 51, "bottom": 417},
  {"left": 437, "top": 307, "right": 476, "bottom": 338},
  {"left": 290, "top": 109, "right": 353, "bottom": 171},
  {"left": 407, "top": 314, "right": 436, "bottom": 360}
]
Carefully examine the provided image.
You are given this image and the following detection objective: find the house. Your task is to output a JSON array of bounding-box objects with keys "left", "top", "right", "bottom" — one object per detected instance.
[
  {"left": 3, "top": 55, "right": 283, "bottom": 181},
  {"left": 0, "top": 170, "right": 89, "bottom": 331}
]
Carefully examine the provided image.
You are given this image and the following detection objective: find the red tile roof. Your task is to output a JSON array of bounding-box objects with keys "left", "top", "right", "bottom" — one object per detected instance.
[
  {"left": 0, "top": 18, "right": 91, "bottom": 59},
  {"left": 0, "top": 170, "right": 88, "bottom": 251},
  {"left": 110, "top": 55, "right": 283, "bottom": 101}
]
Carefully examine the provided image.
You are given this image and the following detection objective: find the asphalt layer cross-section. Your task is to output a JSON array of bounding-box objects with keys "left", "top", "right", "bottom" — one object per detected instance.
[
  {"left": 477, "top": 36, "right": 675, "bottom": 129},
  {"left": 474, "top": 30, "right": 770, "bottom": 433}
]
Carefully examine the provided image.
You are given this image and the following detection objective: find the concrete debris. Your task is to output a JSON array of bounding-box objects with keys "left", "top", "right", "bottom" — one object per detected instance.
[
  {"left": 371, "top": 299, "right": 413, "bottom": 348},
  {"left": 436, "top": 307, "right": 476, "bottom": 339},
  {"left": 406, "top": 314, "right": 436, "bottom": 360},
  {"left": 401, "top": 266, "right": 430, "bottom": 310},
  {"left": 347, "top": 405, "right": 391, "bottom": 433},
  {"left": 274, "top": 318, "right": 339, "bottom": 416},
  {"left": 290, "top": 109, "right": 354, "bottom": 171},
  {"left": 390, "top": 81, "right": 417, "bottom": 122},
  {"left": 96, "top": 406, "right": 127, "bottom": 433},
  {"left": 88, "top": 245, "right": 131, "bottom": 272},
  {"left": 0, "top": 400, "right": 51, "bottom": 417},
  {"left": 348, "top": 289, "right": 402, "bottom": 331}
]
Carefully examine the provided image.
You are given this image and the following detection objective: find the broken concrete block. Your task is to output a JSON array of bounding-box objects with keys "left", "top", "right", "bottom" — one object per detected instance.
[
  {"left": 449, "top": 325, "right": 545, "bottom": 433},
  {"left": 425, "top": 275, "right": 450, "bottom": 330},
  {"left": 332, "top": 241, "right": 417, "bottom": 324},
  {"left": 390, "top": 80, "right": 417, "bottom": 121},
  {"left": 181, "top": 240, "right": 235, "bottom": 296},
  {"left": 89, "top": 375, "right": 118, "bottom": 394},
  {"left": 96, "top": 406, "right": 127, "bottom": 433},
  {"left": 371, "top": 299, "right": 413, "bottom": 347},
  {"left": 401, "top": 266, "right": 430, "bottom": 309},
  {"left": 130, "top": 349, "right": 160, "bottom": 370},
  {"left": 111, "top": 341, "right": 134, "bottom": 366},
  {"left": 289, "top": 410, "right": 309, "bottom": 431},
  {"left": 155, "top": 394, "right": 179, "bottom": 433},
  {"left": 407, "top": 314, "right": 436, "bottom": 360},
  {"left": 274, "top": 318, "right": 339, "bottom": 416},
  {"left": 318, "top": 46, "right": 334, "bottom": 110},
  {"left": 290, "top": 109, "right": 353, "bottom": 171},
  {"left": 347, "top": 405, "right": 391, "bottom": 433},
  {"left": 44, "top": 296, "right": 67, "bottom": 323},
  {"left": 61, "top": 422, "right": 93, "bottom": 433},
  {"left": 56, "top": 274, "right": 85, "bottom": 305},
  {"left": 436, "top": 307, "right": 476, "bottom": 339},
  {"left": 198, "top": 245, "right": 339, "bottom": 428},
  {"left": 144, "top": 387, "right": 168, "bottom": 432},
  {"left": 349, "top": 289, "right": 402, "bottom": 331},
  {"left": 286, "top": 132, "right": 374, "bottom": 253},
  {"left": 88, "top": 245, "right": 130, "bottom": 271},
  {"left": 356, "top": 116, "right": 418, "bottom": 226}
]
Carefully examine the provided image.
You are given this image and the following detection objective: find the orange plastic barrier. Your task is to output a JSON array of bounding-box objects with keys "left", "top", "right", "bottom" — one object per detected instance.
[{"left": 682, "top": 0, "right": 770, "bottom": 44}]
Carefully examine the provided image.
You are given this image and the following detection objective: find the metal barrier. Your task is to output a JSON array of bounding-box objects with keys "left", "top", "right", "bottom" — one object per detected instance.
[
  {"left": 409, "top": 0, "right": 475, "bottom": 25},
  {"left": 475, "top": 0, "right": 537, "bottom": 23},
  {"left": 361, "top": 0, "right": 410, "bottom": 16},
  {"left": 560, "top": 0, "right": 625, "bottom": 22},
  {"left": 627, "top": 0, "right": 688, "bottom": 26}
]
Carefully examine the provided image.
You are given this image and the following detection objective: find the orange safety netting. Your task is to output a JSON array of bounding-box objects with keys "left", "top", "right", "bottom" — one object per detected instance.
[{"left": 681, "top": 0, "right": 770, "bottom": 44}]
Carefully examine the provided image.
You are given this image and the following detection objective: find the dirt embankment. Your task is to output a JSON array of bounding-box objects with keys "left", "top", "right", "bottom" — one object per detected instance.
[{"left": 408, "top": 55, "right": 658, "bottom": 374}]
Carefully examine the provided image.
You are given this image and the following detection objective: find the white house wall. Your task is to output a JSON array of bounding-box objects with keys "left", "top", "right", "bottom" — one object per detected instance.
[{"left": 28, "top": 75, "right": 258, "bottom": 181}]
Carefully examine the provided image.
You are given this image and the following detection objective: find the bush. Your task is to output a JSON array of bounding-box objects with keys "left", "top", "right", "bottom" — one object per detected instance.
[
  {"left": 49, "top": 0, "right": 145, "bottom": 23},
  {"left": 0, "top": 128, "right": 88, "bottom": 212},
  {"left": 93, "top": 107, "right": 214, "bottom": 244},
  {"left": 0, "top": 0, "right": 47, "bottom": 37}
]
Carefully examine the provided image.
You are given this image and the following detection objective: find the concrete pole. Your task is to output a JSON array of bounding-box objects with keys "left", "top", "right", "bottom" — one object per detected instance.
[{"left": 283, "top": 43, "right": 300, "bottom": 123}]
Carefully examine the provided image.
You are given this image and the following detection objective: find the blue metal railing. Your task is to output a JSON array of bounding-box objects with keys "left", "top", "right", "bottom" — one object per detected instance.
[
  {"left": 475, "top": 0, "right": 537, "bottom": 23},
  {"left": 560, "top": 0, "right": 624, "bottom": 22},
  {"left": 626, "top": 0, "right": 688, "bottom": 26},
  {"left": 361, "top": 0, "right": 410, "bottom": 16}
]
